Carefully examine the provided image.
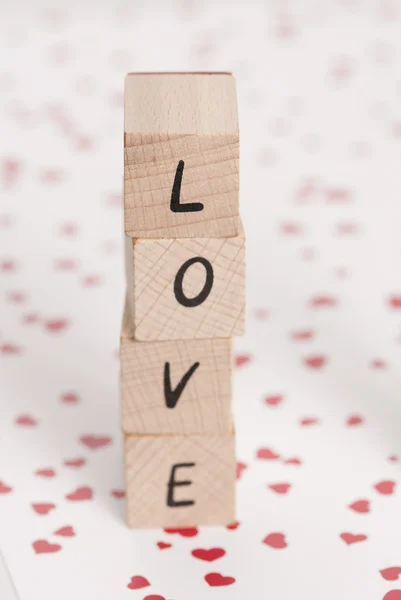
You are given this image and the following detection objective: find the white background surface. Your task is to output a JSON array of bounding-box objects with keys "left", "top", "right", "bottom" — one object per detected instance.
[
  {"left": 0, "top": 552, "right": 18, "bottom": 600},
  {"left": 1, "top": 1, "right": 401, "bottom": 599}
]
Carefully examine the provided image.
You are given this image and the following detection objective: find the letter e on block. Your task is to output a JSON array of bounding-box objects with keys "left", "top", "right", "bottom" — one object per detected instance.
[{"left": 124, "top": 433, "right": 235, "bottom": 528}]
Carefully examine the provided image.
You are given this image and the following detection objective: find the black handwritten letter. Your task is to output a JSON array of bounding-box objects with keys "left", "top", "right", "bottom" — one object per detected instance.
[
  {"left": 173, "top": 257, "right": 214, "bottom": 307},
  {"left": 170, "top": 160, "right": 204, "bottom": 213},
  {"left": 167, "top": 463, "right": 195, "bottom": 507},
  {"left": 164, "top": 362, "right": 200, "bottom": 409}
]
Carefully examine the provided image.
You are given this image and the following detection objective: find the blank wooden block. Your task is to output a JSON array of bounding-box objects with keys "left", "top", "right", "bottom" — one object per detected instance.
[
  {"left": 121, "top": 298, "right": 232, "bottom": 435},
  {"left": 125, "top": 226, "right": 245, "bottom": 341},
  {"left": 124, "top": 432, "right": 235, "bottom": 528},
  {"left": 124, "top": 73, "right": 239, "bottom": 239}
]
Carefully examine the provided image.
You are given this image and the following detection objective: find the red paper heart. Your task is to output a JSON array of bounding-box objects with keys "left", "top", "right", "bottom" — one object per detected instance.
[
  {"left": 107, "top": 193, "right": 122, "bottom": 207},
  {"left": 226, "top": 521, "right": 240, "bottom": 530},
  {"left": 389, "top": 295, "right": 401, "bottom": 309},
  {"left": 143, "top": 596, "right": 166, "bottom": 600},
  {"left": 253, "top": 308, "right": 269, "bottom": 320},
  {"left": 268, "top": 483, "right": 291, "bottom": 494},
  {"left": 340, "top": 532, "right": 367, "bottom": 545},
  {"left": 66, "top": 486, "right": 93, "bottom": 501},
  {"left": 0, "top": 259, "right": 16, "bottom": 272},
  {"left": 59, "top": 222, "right": 78, "bottom": 237},
  {"left": 54, "top": 526, "right": 75, "bottom": 537},
  {"left": 303, "top": 356, "right": 326, "bottom": 369},
  {"left": 7, "top": 291, "right": 26, "bottom": 304},
  {"left": 301, "top": 247, "right": 317, "bottom": 260},
  {"left": 263, "top": 533, "right": 287, "bottom": 549},
  {"left": 54, "top": 258, "right": 78, "bottom": 271},
  {"left": 291, "top": 329, "right": 314, "bottom": 341},
  {"left": 281, "top": 221, "right": 302, "bottom": 235},
  {"left": 15, "top": 414, "right": 37, "bottom": 426},
  {"left": 310, "top": 295, "right": 338, "bottom": 308},
  {"left": 295, "top": 180, "right": 317, "bottom": 203},
  {"left": 40, "top": 168, "right": 64, "bottom": 184},
  {"left": 372, "top": 358, "right": 387, "bottom": 369},
  {"left": 1, "top": 342, "right": 22, "bottom": 354},
  {"left": 79, "top": 434, "right": 112, "bottom": 450},
  {"left": 23, "top": 312, "right": 40, "bottom": 324},
  {"left": 0, "top": 481, "right": 12, "bottom": 494},
  {"left": 111, "top": 489, "right": 125, "bottom": 499},
  {"left": 44, "top": 319, "right": 69, "bottom": 332},
  {"left": 235, "top": 354, "right": 251, "bottom": 367},
  {"left": 64, "top": 457, "right": 86, "bottom": 468},
  {"left": 283, "top": 457, "right": 302, "bottom": 466},
  {"left": 82, "top": 274, "right": 102, "bottom": 287},
  {"left": 382, "top": 591, "right": 401, "bottom": 600},
  {"left": 325, "top": 187, "right": 351, "bottom": 202},
  {"left": 374, "top": 480, "right": 396, "bottom": 495},
  {"left": 380, "top": 567, "right": 401, "bottom": 581},
  {"left": 346, "top": 414, "right": 364, "bottom": 426},
  {"left": 336, "top": 221, "right": 358, "bottom": 235},
  {"left": 2, "top": 159, "right": 21, "bottom": 189},
  {"left": 264, "top": 394, "right": 284, "bottom": 406},
  {"left": 0, "top": 214, "right": 13, "bottom": 228},
  {"left": 192, "top": 548, "right": 226, "bottom": 562},
  {"left": 35, "top": 468, "right": 56, "bottom": 478},
  {"left": 32, "top": 503, "right": 56, "bottom": 515},
  {"left": 61, "top": 392, "right": 79, "bottom": 404},
  {"left": 156, "top": 541, "right": 172, "bottom": 550},
  {"left": 127, "top": 576, "right": 150, "bottom": 590},
  {"left": 335, "top": 266, "right": 349, "bottom": 279},
  {"left": 236, "top": 462, "right": 247, "bottom": 480},
  {"left": 164, "top": 527, "right": 198, "bottom": 537},
  {"left": 300, "top": 417, "right": 320, "bottom": 426},
  {"left": 349, "top": 499, "right": 370, "bottom": 513},
  {"left": 205, "top": 572, "right": 235, "bottom": 587},
  {"left": 256, "top": 447, "right": 280, "bottom": 460},
  {"left": 32, "top": 540, "right": 62, "bottom": 554}
]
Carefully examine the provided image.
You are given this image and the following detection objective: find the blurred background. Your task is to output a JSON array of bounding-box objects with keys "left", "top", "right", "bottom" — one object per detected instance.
[{"left": 1, "top": 1, "right": 401, "bottom": 599}]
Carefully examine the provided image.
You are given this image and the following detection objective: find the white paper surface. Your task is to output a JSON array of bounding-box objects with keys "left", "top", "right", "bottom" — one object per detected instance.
[{"left": 1, "top": 2, "right": 401, "bottom": 599}]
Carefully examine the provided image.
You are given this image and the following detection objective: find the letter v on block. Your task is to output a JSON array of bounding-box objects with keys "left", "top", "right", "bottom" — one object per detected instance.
[
  {"left": 164, "top": 362, "right": 200, "bottom": 408},
  {"left": 120, "top": 295, "right": 233, "bottom": 435}
]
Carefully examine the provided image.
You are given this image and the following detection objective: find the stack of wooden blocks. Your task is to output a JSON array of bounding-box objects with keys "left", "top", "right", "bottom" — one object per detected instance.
[{"left": 121, "top": 72, "right": 245, "bottom": 528}]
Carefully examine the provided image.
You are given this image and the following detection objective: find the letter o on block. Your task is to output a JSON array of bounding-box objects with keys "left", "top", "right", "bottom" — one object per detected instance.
[
  {"left": 174, "top": 257, "right": 214, "bottom": 308},
  {"left": 126, "top": 232, "right": 245, "bottom": 341}
]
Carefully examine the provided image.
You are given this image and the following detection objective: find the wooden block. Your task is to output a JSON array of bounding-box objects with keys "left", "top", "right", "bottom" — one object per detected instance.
[
  {"left": 124, "top": 432, "right": 235, "bottom": 528},
  {"left": 124, "top": 226, "right": 245, "bottom": 341},
  {"left": 121, "top": 298, "right": 232, "bottom": 435},
  {"left": 124, "top": 72, "right": 239, "bottom": 239}
]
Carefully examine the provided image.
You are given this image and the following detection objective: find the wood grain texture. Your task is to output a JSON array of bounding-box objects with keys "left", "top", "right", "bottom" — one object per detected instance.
[
  {"left": 125, "top": 226, "right": 246, "bottom": 341},
  {"left": 124, "top": 432, "right": 235, "bottom": 528},
  {"left": 121, "top": 297, "right": 232, "bottom": 435},
  {"left": 124, "top": 73, "right": 239, "bottom": 238},
  {"left": 124, "top": 73, "right": 238, "bottom": 135}
]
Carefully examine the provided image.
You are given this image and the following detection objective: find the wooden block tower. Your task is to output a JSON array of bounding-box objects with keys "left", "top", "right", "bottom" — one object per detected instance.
[{"left": 122, "top": 72, "right": 245, "bottom": 528}]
